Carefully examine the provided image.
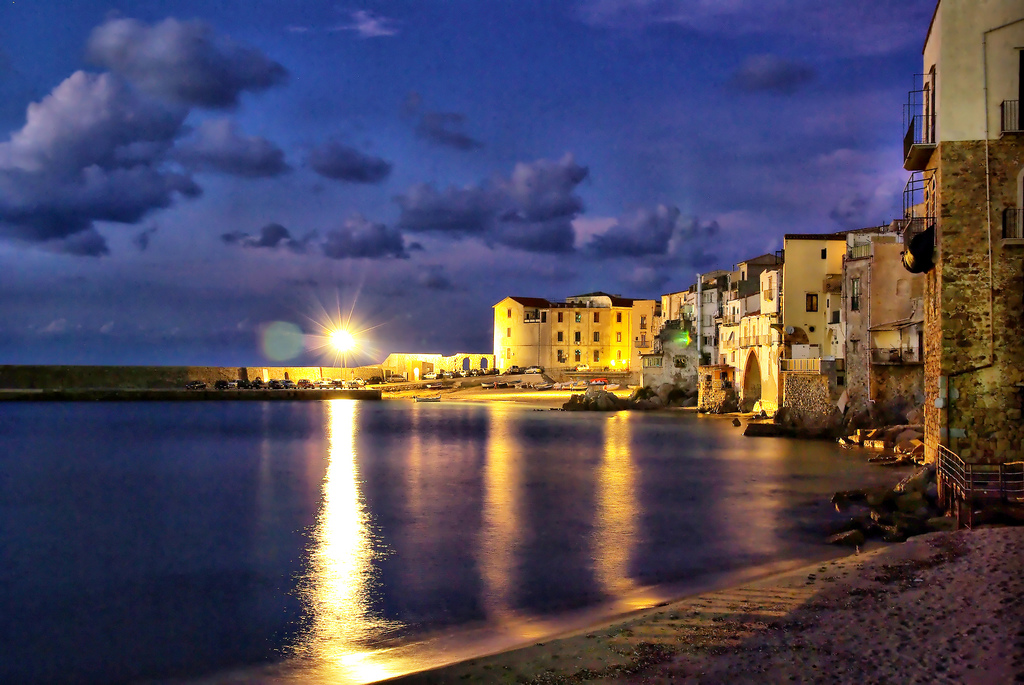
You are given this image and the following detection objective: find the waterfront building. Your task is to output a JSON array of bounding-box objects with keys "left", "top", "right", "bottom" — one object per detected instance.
[
  {"left": 843, "top": 228, "right": 925, "bottom": 416},
  {"left": 735, "top": 267, "right": 784, "bottom": 414},
  {"left": 899, "top": 0, "right": 1024, "bottom": 464},
  {"left": 492, "top": 292, "right": 658, "bottom": 382}
]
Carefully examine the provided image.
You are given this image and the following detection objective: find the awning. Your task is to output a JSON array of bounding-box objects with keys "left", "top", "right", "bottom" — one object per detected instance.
[{"left": 868, "top": 318, "right": 923, "bottom": 332}]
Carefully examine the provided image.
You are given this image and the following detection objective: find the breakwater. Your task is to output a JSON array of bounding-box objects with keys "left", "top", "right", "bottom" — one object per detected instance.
[{"left": 0, "top": 388, "right": 382, "bottom": 402}]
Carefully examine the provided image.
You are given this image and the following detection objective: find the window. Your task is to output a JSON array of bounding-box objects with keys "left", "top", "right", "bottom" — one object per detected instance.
[
  {"left": 506, "top": 328, "right": 511, "bottom": 337},
  {"left": 594, "top": 312, "right": 600, "bottom": 323},
  {"left": 557, "top": 312, "right": 563, "bottom": 323},
  {"left": 506, "top": 348, "right": 512, "bottom": 359},
  {"left": 616, "top": 312, "right": 622, "bottom": 323},
  {"left": 820, "top": 248, "right": 827, "bottom": 259},
  {"left": 507, "top": 308, "right": 511, "bottom": 318},
  {"left": 640, "top": 316, "right": 647, "bottom": 329},
  {"left": 557, "top": 350, "right": 566, "bottom": 362},
  {"left": 541, "top": 311, "right": 547, "bottom": 323},
  {"left": 617, "top": 350, "right": 622, "bottom": 359},
  {"left": 575, "top": 350, "right": 581, "bottom": 362},
  {"left": 806, "top": 293, "right": 818, "bottom": 312},
  {"left": 851, "top": 339, "right": 860, "bottom": 353},
  {"left": 593, "top": 331, "right": 600, "bottom": 342},
  {"left": 557, "top": 331, "right": 563, "bottom": 342},
  {"left": 616, "top": 331, "right": 622, "bottom": 343},
  {"left": 575, "top": 312, "right": 582, "bottom": 323},
  {"left": 593, "top": 350, "right": 600, "bottom": 362},
  {"left": 574, "top": 331, "right": 581, "bottom": 343},
  {"left": 850, "top": 279, "right": 861, "bottom": 311}
]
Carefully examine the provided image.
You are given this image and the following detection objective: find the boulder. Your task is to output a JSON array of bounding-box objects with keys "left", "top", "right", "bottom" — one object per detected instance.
[
  {"left": 865, "top": 488, "right": 896, "bottom": 509},
  {"left": 894, "top": 429, "right": 923, "bottom": 445},
  {"left": 896, "top": 491, "right": 926, "bottom": 512},
  {"left": 926, "top": 516, "right": 956, "bottom": 532},
  {"left": 895, "top": 468, "right": 931, "bottom": 494},
  {"left": 732, "top": 418, "right": 741, "bottom": 427},
  {"left": 826, "top": 529, "right": 865, "bottom": 546},
  {"left": 905, "top": 406, "right": 924, "bottom": 424},
  {"left": 681, "top": 397, "right": 697, "bottom": 408}
]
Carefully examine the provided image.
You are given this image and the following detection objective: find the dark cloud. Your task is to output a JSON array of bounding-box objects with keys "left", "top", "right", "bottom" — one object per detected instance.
[
  {"left": 588, "top": 205, "right": 683, "bottom": 257},
  {"left": 418, "top": 265, "right": 453, "bottom": 290},
  {"left": 829, "top": 192, "right": 872, "bottom": 229},
  {"left": 52, "top": 228, "right": 110, "bottom": 257},
  {"left": 133, "top": 224, "right": 158, "bottom": 251},
  {"left": 416, "top": 112, "right": 483, "bottom": 150},
  {"left": 308, "top": 142, "right": 392, "bottom": 183},
  {"left": 175, "top": 119, "right": 289, "bottom": 177},
  {"left": 87, "top": 17, "right": 288, "bottom": 108},
  {"left": 396, "top": 154, "right": 587, "bottom": 253},
  {"left": 221, "top": 222, "right": 311, "bottom": 252},
  {"left": 732, "top": 55, "right": 815, "bottom": 94},
  {"left": 321, "top": 214, "right": 407, "bottom": 259},
  {"left": 0, "top": 71, "right": 198, "bottom": 247}
]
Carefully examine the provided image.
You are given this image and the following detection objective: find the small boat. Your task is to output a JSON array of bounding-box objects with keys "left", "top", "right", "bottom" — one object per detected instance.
[
  {"left": 496, "top": 381, "right": 508, "bottom": 388},
  {"left": 415, "top": 396, "right": 441, "bottom": 402},
  {"left": 604, "top": 384, "right": 620, "bottom": 391},
  {"left": 481, "top": 382, "right": 495, "bottom": 389},
  {"left": 534, "top": 383, "right": 553, "bottom": 390}
]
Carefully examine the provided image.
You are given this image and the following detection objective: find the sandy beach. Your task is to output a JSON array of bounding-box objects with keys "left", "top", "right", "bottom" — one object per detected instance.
[
  {"left": 389, "top": 527, "right": 1024, "bottom": 684},
  {"left": 383, "top": 384, "right": 636, "bottom": 409}
]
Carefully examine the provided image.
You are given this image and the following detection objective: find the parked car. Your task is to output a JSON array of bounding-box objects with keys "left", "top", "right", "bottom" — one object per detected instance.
[
  {"left": 269, "top": 379, "right": 284, "bottom": 389},
  {"left": 439, "top": 370, "right": 453, "bottom": 379},
  {"left": 423, "top": 372, "right": 438, "bottom": 380},
  {"left": 250, "top": 378, "right": 264, "bottom": 389},
  {"left": 213, "top": 380, "right": 230, "bottom": 390},
  {"left": 525, "top": 366, "right": 544, "bottom": 374},
  {"left": 185, "top": 380, "right": 207, "bottom": 390},
  {"left": 282, "top": 379, "right": 296, "bottom": 389},
  {"left": 227, "top": 380, "right": 238, "bottom": 389},
  {"left": 574, "top": 364, "right": 591, "bottom": 372},
  {"left": 504, "top": 366, "right": 523, "bottom": 375},
  {"left": 237, "top": 379, "right": 252, "bottom": 389},
  {"left": 297, "top": 379, "right": 314, "bottom": 389}
]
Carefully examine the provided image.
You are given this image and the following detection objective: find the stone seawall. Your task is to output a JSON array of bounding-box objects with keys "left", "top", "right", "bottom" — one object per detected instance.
[
  {"left": 0, "top": 388, "right": 382, "bottom": 402},
  {"left": 0, "top": 365, "right": 384, "bottom": 390}
]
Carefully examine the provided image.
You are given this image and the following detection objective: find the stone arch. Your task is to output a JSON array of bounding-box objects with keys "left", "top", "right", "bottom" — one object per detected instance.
[
  {"left": 743, "top": 350, "right": 762, "bottom": 406},
  {"left": 463, "top": 357, "right": 471, "bottom": 371},
  {"left": 480, "top": 357, "right": 489, "bottom": 369}
]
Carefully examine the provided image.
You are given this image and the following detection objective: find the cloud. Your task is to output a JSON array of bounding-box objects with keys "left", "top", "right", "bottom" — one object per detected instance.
[
  {"left": 87, "top": 17, "right": 288, "bottom": 108},
  {"left": 331, "top": 10, "right": 400, "bottom": 38},
  {"left": 586, "top": 204, "right": 718, "bottom": 259},
  {"left": 99, "top": 321, "right": 115, "bottom": 334},
  {"left": 52, "top": 228, "right": 111, "bottom": 257},
  {"left": 175, "top": 118, "right": 289, "bottom": 177},
  {"left": 321, "top": 214, "right": 407, "bottom": 259},
  {"left": 620, "top": 266, "right": 670, "bottom": 291},
  {"left": 395, "top": 154, "right": 587, "bottom": 253},
  {"left": 307, "top": 142, "right": 392, "bottom": 183},
  {"left": 576, "top": 0, "right": 935, "bottom": 56},
  {"left": 0, "top": 71, "right": 198, "bottom": 247},
  {"left": 133, "top": 224, "right": 159, "bottom": 251},
  {"left": 417, "top": 265, "right": 454, "bottom": 290},
  {"left": 40, "top": 318, "right": 68, "bottom": 334},
  {"left": 221, "top": 222, "right": 311, "bottom": 252},
  {"left": 416, "top": 112, "right": 483, "bottom": 151},
  {"left": 731, "top": 54, "right": 815, "bottom": 94}
]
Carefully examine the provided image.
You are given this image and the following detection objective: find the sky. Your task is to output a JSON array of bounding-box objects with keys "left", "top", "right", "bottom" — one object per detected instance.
[{"left": 0, "top": 0, "right": 937, "bottom": 366}]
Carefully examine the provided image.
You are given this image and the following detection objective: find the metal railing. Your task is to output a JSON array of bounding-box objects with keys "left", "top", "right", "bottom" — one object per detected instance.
[
  {"left": 938, "top": 445, "right": 1024, "bottom": 527},
  {"left": 870, "top": 347, "right": 922, "bottom": 365},
  {"left": 849, "top": 243, "right": 872, "bottom": 259},
  {"left": 739, "top": 335, "right": 772, "bottom": 348},
  {"left": 903, "top": 114, "right": 936, "bottom": 162},
  {"left": 1002, "top": 100, "right": 1021, "bottom": 134},
  {"left": 781, "top": 357, "right": 820, "bottom": 373},
  {"left": 1004, "top": 208, "right": 1024, "bottom": 240}
]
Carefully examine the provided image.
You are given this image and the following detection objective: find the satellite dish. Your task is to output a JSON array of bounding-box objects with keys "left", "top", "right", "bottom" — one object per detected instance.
[{"left": 785, "top": 326, "right": 795, "bottom": 335}]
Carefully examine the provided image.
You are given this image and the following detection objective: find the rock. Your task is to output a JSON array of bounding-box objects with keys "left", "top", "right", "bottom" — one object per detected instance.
[
  {"left": 926, "top": 516, "right": 957, "bottom": 532},
  {"left": 892, "top": 511, "right": 927, "bottom": 536},
  {"left": 894, "top": 429, "right": 923, "bottom": 445},
  {"left": 831, "top": 489, "right": 868, "bottom": 506},
  {"left": 744, "top": 422, "right": 787, "bottom": 437},
  {"left": 732, "top": 418, "right": 741, "bottom": 427},
  {"left": 682, "top": 397, "right": 697, "bottom": 408},
  {"left": 905, "top": 406, "right": 924, "bottom": 424},
  {"left": 896, "top": 491, "right": 926, "bottom": 512},
  {"left": 925, "top": 482, "right": 938, "bottom": 501},
  {"left": 895, "top": 468, "right": 931, "bottom": 494},
  {"left": 865, "top": 488, "right": 896, "bottom": 508},
  {"left": 826, "top": 529, "right": 865, "bottom": 546}
]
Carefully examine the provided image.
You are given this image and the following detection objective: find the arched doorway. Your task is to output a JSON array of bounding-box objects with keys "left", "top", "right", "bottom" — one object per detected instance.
[
  {"left": 463, "top": 357, "right": 471, "bottom": 371},
  {"left": 743, "top": 351, "right": 762, "bottom": 407},
  {"left": 480, "top": 357, "right": 489, "bottom": 370}
]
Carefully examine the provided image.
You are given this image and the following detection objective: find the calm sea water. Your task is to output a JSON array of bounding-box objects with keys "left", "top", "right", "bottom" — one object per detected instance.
[{"left": 0, "top": 401, "right": 906, "bottom": 684}]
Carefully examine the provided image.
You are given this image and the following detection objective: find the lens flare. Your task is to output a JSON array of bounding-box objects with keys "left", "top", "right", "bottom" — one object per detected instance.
[{"left": 330, "top": 329, "right": 355, "bottom": 353}]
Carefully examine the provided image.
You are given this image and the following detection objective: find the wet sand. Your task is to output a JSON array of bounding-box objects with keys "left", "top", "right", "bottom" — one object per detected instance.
[
  {"left": 385, "top": 385, "right": 635, "bottom": 409},
  {"left": 388, "top": 527, "right": 1024, "bottom": 684}
]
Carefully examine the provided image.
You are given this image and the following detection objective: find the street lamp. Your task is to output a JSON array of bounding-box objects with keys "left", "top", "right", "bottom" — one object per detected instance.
[{"left": 330, "top": 329, "right": 356, "bottom": 371}]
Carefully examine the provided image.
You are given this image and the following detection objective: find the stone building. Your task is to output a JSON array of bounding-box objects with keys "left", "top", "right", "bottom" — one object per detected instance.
[
  {"left": 844, "top": 229, "right": 925, "bottom": 416},
  {"left": 899, "top": 0, "right": 1024, "bottom": 464},
  {"left": 493, "top": 292, "right": 658, "bottom": 382},
  {"left": 381, "top": 352, "right": 496, "bottom": 380},
  {"left": 734, "top": 267, "right": 784, "bottom": 414}
]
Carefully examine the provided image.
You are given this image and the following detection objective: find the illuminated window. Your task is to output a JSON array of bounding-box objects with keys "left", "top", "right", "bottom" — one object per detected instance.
[
  {"left": 557, "top": 331, "right": 563, "bottom": 341},
  {"left": 594, "top": 312, "right": 599, "bottom": 323},
  {"left": 575, "top": 312, "right": 582, "bottom": 323},
  {"left": 617, "top": 350, "right": 622, "bottom": 359},
  {"left": 593, "top": 331, "right": 600, "bottom": 342},
  {"left": 507, "top": 308, "right": 511, "bottom": 317},
  {"left": 640, "top": 316, "right": 647, "bottom": 329},
  {"left": 806, "top": 293, "right": 818, "bottom": 312},
  {"left": 593, "top": 350, "right": 600, "bottom": 362},
  {"left": 575, "top": 350, "right": 581, "bottom": 362},
  {"left": 616, "top": 331, "right": 622, "bottom": 342},
  {"left": 616, "top": 312, "right": 622, "bottom": 323},
  {"left": 557, "top": 312, "right": 563, "bottom": 323},
  {"left": 574, "top": 331, "right": 581, "bottom": 343},
  {"left": 507, "top": 328, "right": 511, "bottom": 337}
]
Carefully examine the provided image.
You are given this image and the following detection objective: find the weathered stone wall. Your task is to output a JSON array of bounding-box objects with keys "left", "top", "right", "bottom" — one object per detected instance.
[
  {"left": 844, "top": 255, "right": 871, "bottom": 413},
  {"left": 781, "top": 372, "right": 832, "bottom": 419},
  {"left": 924, "top": 138, "right": 1024, "bottom": 464},
  {"left": 870, "top": 365, "right": 924, "bottom": 409},
  {"left": 697, "top": 365, "right": 734, "bottom": 412}
]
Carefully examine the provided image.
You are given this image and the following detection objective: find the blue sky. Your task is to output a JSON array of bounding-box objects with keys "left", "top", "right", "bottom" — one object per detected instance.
[{"left": 0, "top": 0, "right": 936, "bottom": 365}]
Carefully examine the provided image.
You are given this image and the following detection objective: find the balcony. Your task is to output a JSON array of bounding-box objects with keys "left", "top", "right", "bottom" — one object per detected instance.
[
  {"left": 1002, "top": 101, "right": 1021, "bottom": 134},
  {"left": 781, "top": 358, "right": 820, "bottom": 373},
  {"left": 739, "top": 334, "right": 772, "bottom": 348},
  {"left": 849, "top": 243, "right": 872, "bottom": 259},
  {"left": 1004, "top": 208, "right": 1024, "bottom": 241},
  {"left": 870, "top": 347, "right": 923, "bottom": 365},
  {"left": 903, "top": 74, "right": 936, "bottom": 171}
]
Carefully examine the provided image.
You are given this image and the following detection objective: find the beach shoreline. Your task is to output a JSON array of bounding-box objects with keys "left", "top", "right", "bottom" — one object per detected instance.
[{"left": 387, "top": 527, "right": 1023, "bottom": 684}]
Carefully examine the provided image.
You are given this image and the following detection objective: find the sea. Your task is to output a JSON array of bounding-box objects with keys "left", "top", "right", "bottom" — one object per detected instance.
[{"left": 0, "top": 400, "right": 909, "bottom": 684}]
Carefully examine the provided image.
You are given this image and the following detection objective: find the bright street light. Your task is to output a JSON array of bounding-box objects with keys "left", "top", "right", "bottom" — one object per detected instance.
[{"left": 330, "top": 329, "right": 356, "bottom": 353}]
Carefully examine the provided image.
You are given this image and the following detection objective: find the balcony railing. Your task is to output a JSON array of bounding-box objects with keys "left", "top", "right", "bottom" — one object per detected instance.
[
  {"left": 903, "top": 74, "right": 936, "bottom": 171},
  {"left": 1004, "top": 208, "right": 1024, "bottom": 240},
  {"left": 1002, "top": 100, "right": 1021, "bottom": 134},
  {"left": 870, "top": 347, "right": 923, "bottom": 365},
  {"left": 849, "top": 243, "right": 872, "bottom": 259},
  {"left": 781, "top": 358, "right": 820, "bottom": 373},
  {"left": 739, "top": 334, "right": 772, "bottom": 348}
]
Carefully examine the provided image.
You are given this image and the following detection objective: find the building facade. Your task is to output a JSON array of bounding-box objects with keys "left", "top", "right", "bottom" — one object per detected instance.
[{"left": 900, "top": 0, "right": 1024, "bottom": 464}]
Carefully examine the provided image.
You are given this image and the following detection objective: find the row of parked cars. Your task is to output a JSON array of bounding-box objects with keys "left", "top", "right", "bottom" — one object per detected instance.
[
  {"left": 422, "top": 368, "right": 497, "bottom": 380},
  {"left": 502, "top": 366, "right": 544, "bottom": 375},
  {"left": 184, "top": 378, "right": 368, "bottom": 390}
]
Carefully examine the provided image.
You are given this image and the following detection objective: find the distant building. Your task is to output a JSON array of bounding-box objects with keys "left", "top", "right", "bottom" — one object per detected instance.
[
  {"left": 381, "top": 352, "right": 496, "bottom": 380},
  {"left": 492, "top": 292, "right": 658, "bottom": 382},
  {"left": 899, "top": 0, "right": 1024, "bottom": 464}
]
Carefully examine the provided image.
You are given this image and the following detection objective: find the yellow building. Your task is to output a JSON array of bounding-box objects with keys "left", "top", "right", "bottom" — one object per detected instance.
[
  {"left": 493, "top": 292, "right": 657, "bottom": 382},
  {"left": 781, "top": 233, "right": 848, "bottom": 362}
]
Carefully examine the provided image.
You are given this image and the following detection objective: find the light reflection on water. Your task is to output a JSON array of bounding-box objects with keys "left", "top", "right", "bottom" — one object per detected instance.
[{"left": 594, "top": 412, "right": 641, "bottom": 604}]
